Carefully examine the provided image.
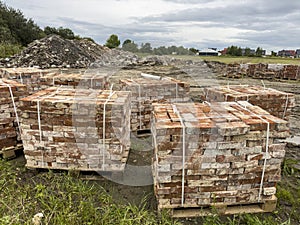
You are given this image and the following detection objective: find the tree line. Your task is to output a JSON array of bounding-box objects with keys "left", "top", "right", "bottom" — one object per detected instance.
[
  {"left": 226, "top": 45, "right": 264, "bottom": 57},
  {"left": 105, "top": 34, "right": 195, "bottom": 55},
  {"left": 0, "top": 1, "right": 94, "bottom": 57}
]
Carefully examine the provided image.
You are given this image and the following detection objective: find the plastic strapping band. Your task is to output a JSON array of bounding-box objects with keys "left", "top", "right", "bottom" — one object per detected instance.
[
  {"left": 225, "top": 94, "right": 228, "bottom": 102},
  {"left": 19, "top": 73, "right": 23, "bottom": 84},
  {"left": 102, "top": 91, "right": 116, "bottom": 170},
  {"left": 131, "top": 79, "right": 142, "bottom": 130},
  {"left": 282, "top": 94, "right": 289, "bottom": 119},
  {"left": 175, "top": 83, "right": 178, "bottom": 103},
  {"left": 237, "top": 102, "right": 270, "bottom": 202},
  {"left": 172, "top": 104, "right": 186, "bottom": 206},
  {"left": 5, "top": 83, "right": 21, "bottom": 134},
  {"left": 261, "top": 80, "right": 266, "bottom": 90},
  {"left": 37, "top": 100, "right": 42, "bottom": 142}
]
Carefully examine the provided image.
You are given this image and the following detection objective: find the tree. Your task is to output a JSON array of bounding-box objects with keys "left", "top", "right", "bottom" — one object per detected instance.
[
  {"left": 140, "top": 43, "right": 152, "bottom": 53},
  {"left": 105, "top": 34, "right": 120, "bottom": 49},
  {"left": 256, "top": 47, "right": 263, "bottom": 57},
  {"left": 122, "top": 39, "right": 132, "bottom": 47},
  {"left": 189, "top": 47, "right": 199, "bottom": 55},
  {"left": 244, "top": 47, "right": 251, "bottom": 56},
  {"left": 271, "top": 51, "right": 277, "bottom": 57},
  {"left": 0, "top": 2, "right": 44, "bottom": 46},
  {"left": 44, "top": 26, "right": 76, "bottom": 39},
  {"left": 122, "top": 42, "right": 138, "bottom": 53}
]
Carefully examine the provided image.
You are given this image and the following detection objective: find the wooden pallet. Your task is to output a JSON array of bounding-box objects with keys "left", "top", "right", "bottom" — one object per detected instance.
[
  {"left": 26, "top": 166, "right": 124, "bottom": 181},
  {"left": 0, "top": 144, "right": 23, "bottom": 159},
  {"left": 169, "top": 195, "right": 277, "bottom": 218}
]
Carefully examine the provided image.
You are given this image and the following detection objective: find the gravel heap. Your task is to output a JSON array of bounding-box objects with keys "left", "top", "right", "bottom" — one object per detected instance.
[{"left": 1, "top": 35, "right": 111, "bottom": 68}]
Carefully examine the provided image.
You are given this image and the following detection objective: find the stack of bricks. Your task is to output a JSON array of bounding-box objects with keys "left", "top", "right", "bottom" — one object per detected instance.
[
  {"left": 203, "top": 85, "right": 295, "bottom": 120},
  {"left": 19, "top": 87, "right": 131, "bottom": 171},
  {"left": 282, "top": 65, "right": 300, "bottom": 80},
  {"left": 0, "top": 79, "right": 28, "bottom": 158},
  {"left": 120, "top": 76, "right": 190, "bottom": 132},
  {"left": 39, "top": 72, "right": 110, "bottom": 89},
  {"left": 151, "top": 102, "right": 289, "bottom": 209},
  {"left": 0, "top": 68, "right": 50, "bottom": 94},
  {"left": 224, "top": 63, "right": 245, "bottom": 78},
  {"left": 246, "top": 64, "right": 275, "bottom": 79}
]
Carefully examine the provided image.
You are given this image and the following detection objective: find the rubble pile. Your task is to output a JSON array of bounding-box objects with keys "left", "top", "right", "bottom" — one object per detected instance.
[
  {"left": 120, "top": 76, "right": 190, "bottom": 131},
  {"left": 152, "top": 102, "right": 289, "bottom": 209},
  {"left": 20, "top": 87, "right": 131, "bottom": 171},
  {"left": 0, "top": 79, "right": 28, "bottom": 158},
  {"left": 91, "top": 49, "right": 139, "bottom": 68},
  {"left": 203, "top": 85, "right": 295, "bottom": 120},
  {"left": 2, "top": 35, "right": 109, "bottom": 68}
]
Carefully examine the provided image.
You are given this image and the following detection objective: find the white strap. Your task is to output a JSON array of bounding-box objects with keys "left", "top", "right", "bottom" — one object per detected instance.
[
  {"left": 175, "top": 83, "right": 178, "bottom": 103},
  {"left": 282, "top": 94, "right": 289, "bottom": 119},
  {"left": 102, "top": 91, "right": 116, "bottom": 170},
  {"left": 37, "top": 100, "right": 42, "bottom": 142},
  {"left": 261, "top": 80, "right": 266, "bottom": 90},
  {"left": 131, "top": 79, "right": 142, "bottom": 130},
  {"left": 172, "top": 104, "right": 186, "bottom": 206},
  {"left": 19, "top": 73, "right": 23, "bottom": 84},
  {"left": 4, "top": 84, "right": 21, "bottom": 134},
  {"left": 237, "top": 102, "right": 270, "bottom": 202}
]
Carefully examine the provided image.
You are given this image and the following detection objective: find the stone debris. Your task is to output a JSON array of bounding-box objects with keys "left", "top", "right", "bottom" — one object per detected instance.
[
  {"left": 19, "top": 87, "right": 131, "bottom": 171},
  {"left": 203, "top": 85, "right": 295, "bottom": 120},
  {"left": 120, "top": 75, "right": 190, "bottom": 131},
  {"left": 1, "top": 35, "right": 109, "bottom": 68},
  {"left": 151, "top": 101, "right": 289, "bottom": 209},
  {"left": 0, "top": 79, "right": 28, "bottom": 153}
]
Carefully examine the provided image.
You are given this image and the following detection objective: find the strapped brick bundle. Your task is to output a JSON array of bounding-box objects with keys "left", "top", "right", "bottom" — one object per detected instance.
[
  {"left": 120, "top": 76, "right": 190, "bottom": 132},
  {"left": 203, "top": 85, "right": 295, "bottom": 120},
  {"left": 0, "top": 68, "right": 50, "bottom": 93},
  {"left": 282, "top": 65, "right": 300, "bottom": 80},
  {"left": 0, "top": 79, "right": 28, "bottom": 157},
  {"left": 39, "top": 72, "right": 110, "bottom": 90},
  {"left": 151, "top": 102, "right": 289, "bottom": 209},
  {"left": 20, "top": 87, "right": 131, "bottom": 171},
  {"left": 1, "top": 68, "right": 110, "bottom": 94}
]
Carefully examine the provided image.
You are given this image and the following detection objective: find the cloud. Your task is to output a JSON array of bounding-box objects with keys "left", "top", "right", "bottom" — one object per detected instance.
[{"left": 3, "top": 0, "right": 300, "bottom": 51}]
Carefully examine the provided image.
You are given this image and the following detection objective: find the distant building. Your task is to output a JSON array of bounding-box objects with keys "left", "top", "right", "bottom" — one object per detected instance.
[
  {"left": 198, "top": 48, "right": 220, "bottom": 56},
  {"left": 278, "top": 50, "right": 296, "bottom": 57},
  {"left": 296, "top": 49, "right": 300, "bottom": 58},
  {"left": 220, "top": 48, "right": 227, "bottom": 55}
]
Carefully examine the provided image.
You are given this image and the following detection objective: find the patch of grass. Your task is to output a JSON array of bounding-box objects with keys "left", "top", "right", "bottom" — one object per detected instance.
[
  {"left": 0, "top": 159, "right": 178, "bottom": 225},
  {"left": 199, "top": 56, "right": 300, "bottom": 65}
]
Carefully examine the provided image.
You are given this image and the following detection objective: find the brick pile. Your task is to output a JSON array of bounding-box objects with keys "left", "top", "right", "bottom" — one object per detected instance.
[
  {"left": 19, "top": 87, "right": 131, "bottom": 171},
  {"left": 282, "top": 65, "right": 300, "bottom": 80},
  {"left": 0, "top": 68, "right": 50, "bottom": 93},
  {"left": 203, "top": 85, "right": 295, "bottom": 120},
  {"left": 224, "top": 63, "right": 245, "bottom": 78},
  {"left": 0, "top": 79, "right": 28, "bottom": 157},
  {"left": 151, "top": 102, "right": 289, "bottom": 209},
  {"left": 40, "top": 72, "right": 110, "bottom": 89},
  {"left": 246, "top": 64, "right": 275, "bottom": 79},
  {"left": 120, "top": 76, "right": 190, "bottom": 132}
]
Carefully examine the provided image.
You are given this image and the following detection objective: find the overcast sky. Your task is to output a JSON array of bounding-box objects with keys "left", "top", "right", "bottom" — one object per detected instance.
[{"left": 3, "top": 0, "right": 300, "bottom": 51}]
